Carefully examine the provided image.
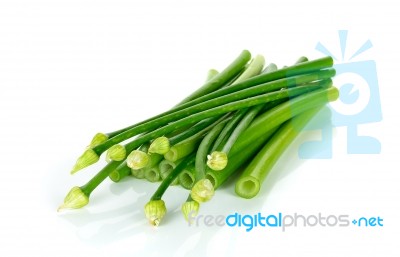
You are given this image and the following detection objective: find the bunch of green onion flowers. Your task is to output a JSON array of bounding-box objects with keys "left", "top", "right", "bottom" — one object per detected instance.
[{"left": 58, "top": 50, "right": 338, "bottom": 226}]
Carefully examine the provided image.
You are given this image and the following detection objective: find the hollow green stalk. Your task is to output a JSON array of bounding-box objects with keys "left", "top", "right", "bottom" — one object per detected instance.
[
  {"left": 178, "top": 164, "right": 196, "bottom": 190},
  {"left": 159, "top": 159, "right": 183, "bottom": 185},
  {"left": 235, "top": 107, "right": 323, "bottom": 198},
  {"left": 109, "top": 161, "right": 131, "bottom": 182},
  {"left": 144, "top": 165, "right": 161, "bottom": 182},
  {"left": 131, "top": 167, "right": 145, "bottom": 179}
]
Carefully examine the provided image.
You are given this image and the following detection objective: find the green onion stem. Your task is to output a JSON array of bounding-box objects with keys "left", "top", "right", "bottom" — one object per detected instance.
[
  {"left": 206, "top": 128, "right": 278, "bottom": 188},
  {"left": 207, "top": 104, "right": 265, "bottom": 171},
  {"left": 195, "top": 119, "right": 230, "bottom": 181},
  {"left": 167, "top": 116, "right": 223, "bottom": 146},
  {"left": 177, "top": 50, "right": 252, "bottom": 104},
  {"left": 131, "top": 167, "right": 145, "bottom": 179},
  {"left": 235, "top": 107, "right": 322, "bottom": 198},
  {"left": 144, "top": 166, "right": 161, "bottom": 182},
  {"left": 207, "top": 62, "right": 277, "bottom": 170},
  {"left": 262, "top": 63, "right": 278, "bottom": 74},
  {"left": 150, "top": 114, "right": 229, "bottom": 155},
  {"left": 211, "top": 108, "right": 248, "bottom": 151},
  {"left": 206, "top": 85, "right": 339, "bottom": 189},
  {"left": 122, "top": 81, "right": 333, "bottom": 157},
  {"left": 80, "top": 160, "right": 122, "bottom": 196},
  {"left": 220, "top": 67, "right": 246, "bottom": 88},
  {"left": 164, "top": 138, "right": 198, "bottom": 162},
  {"left": 206, "top": 69, "right": 219, "bottom": 81},
  {"left": 230, "top": 55, "right": 265, "bottom": 85},
  {"left": 109, "top": 161, "right": 131, "bottom": 182},
  {"left": 107, "top": 50, "right": 250, "bottom": 139},
  {"left": 77, "top": 85, "right": 337, "bottom": 198},
  {"left": 217, "top": 62, "right": 278, "bottom": 152},
  {"left": 210, "top": 55, "right": 266, "bottom": 151},
  {"left": 178, "top": 164, "right": 196, "bottom": 190},
  {"left": 159, "top": 159, "right": 183, "bottom": 186},
  {"left": 105, "top": 67, "right": 220, "bottom": 142},
  {"left": 214, "top": 61, "right": 276, "bottom": 155},
  {"left": 151, "top": 154, "right": 196, "bottom": 201},
  {"left": 147, "top": 152, "right": 164, "bottom": 169},
  {"left": 222, "top": 104, "right": 264, "bottom": 154},
  {"left": 296, "top": 56, "right": 309, "bottom": 64},
  {"left": 91, "top": 59, "right": 334, "bottom": 156},
  {"left": 172, "top": 56, "right": 333, "bottom": 110},
  {"left": 229, "top": 84, "right": 338, "bottom": 155}
]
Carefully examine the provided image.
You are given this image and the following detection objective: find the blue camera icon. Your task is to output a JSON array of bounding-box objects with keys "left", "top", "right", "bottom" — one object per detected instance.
[
  {"left": 331, "top": 60, "right": 382, "bottom": 154},
  {"left": 298, "top": 31, "right": 382, "bottom": 158}
]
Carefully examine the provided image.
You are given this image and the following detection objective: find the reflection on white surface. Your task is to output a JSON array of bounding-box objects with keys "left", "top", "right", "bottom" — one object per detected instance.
[{"left": 49, "top": 131, "right": 311, "bottom": 257}]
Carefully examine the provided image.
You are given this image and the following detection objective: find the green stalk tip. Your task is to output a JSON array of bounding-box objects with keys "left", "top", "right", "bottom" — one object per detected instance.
[
  {"left": 105, "top": 144, "right": 126, "bottom": 162},
  {"left": 207, "top": 151, "right": 228, "bottom": 171},
  {"left": 144, "top": 200, "right": 167, "bottom": 226},
  {"left": 88, "top": 133, "right": 108, "bottom": 148},
  {"left": 148, "top": 137, "right": 170, "bottom": 155},
  {"left": 70, "top": 149, "right": 99, "bottom": 174},
  {"left": 57, "top": 186, "right": 89, "bottom": 211},
  {"left": 109, "top": 170, "right": 121, "bottom": 182},
  {"left": 190, "top": 179, "right": 215, "bottom": 203},
  {"left": 131, "top": 168, "right": 145, "bottom": 179},
  {"left": 127, "top": 150, "right": 150, "bottom": 170},
  {"left": 181, "top": 201, "right": 200, "bottom": 223}
]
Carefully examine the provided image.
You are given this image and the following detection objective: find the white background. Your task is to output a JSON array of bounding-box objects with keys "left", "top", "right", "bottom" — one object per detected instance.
[{"left": 1, "top": 0, "right": 399, "bottom": 256}]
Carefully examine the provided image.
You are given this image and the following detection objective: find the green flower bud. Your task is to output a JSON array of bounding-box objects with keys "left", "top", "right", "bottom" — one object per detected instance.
[
  {"left": 144, "top": 200, "right": 167, "bottom": 226},
  {"left": 127, "top": 150, "right": 150, "bottom": 170},
  {"left": 108, "top": 170, "right": 121, "bottom": 182},
  {"left": 57, "top": 186, "right": 89, "bottom": 211},
  {"left": 70, "top": 149, "right": 99, "bottom": 174},
  {"left": 131, "top": 168, "right": 145, "bottom": 179},
  {"left": 181, "top": 201, "right": 200, "bottom": 223},
  {"left": 105, "top": 144, "right": 126, "bottom": 162},
  {"left": 148, "top": 137, "right": 170, "bottom": 155},
  {"left": 88, "top": 133, "right": 108, "bottom": 148},
  {"left": 190, "top": 179, "right": 215, "bottom": 203},
  {"left": 207, "top": 151, "right": 228, "bottom": 171}
]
